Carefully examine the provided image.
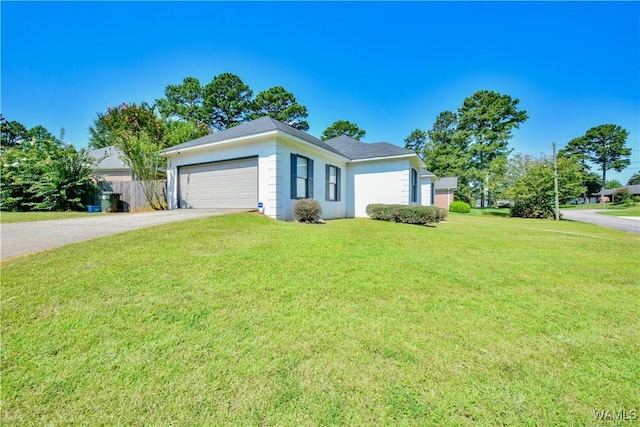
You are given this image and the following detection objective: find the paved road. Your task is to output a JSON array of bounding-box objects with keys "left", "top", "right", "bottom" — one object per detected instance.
[
  {"left": 0, "top": 209, "right": 247, "bottom": 261},
  {"left": 560, "top": 209, "right": 640, "bottom": 234}
]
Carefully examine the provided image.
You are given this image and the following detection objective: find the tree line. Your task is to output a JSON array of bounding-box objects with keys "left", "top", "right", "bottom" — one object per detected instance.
[
  {"left": 403, "top": 90, "right": 633, "bottom": 216},
  {"left": 1, "top": 75, "right": 634, "bottom": 214}
]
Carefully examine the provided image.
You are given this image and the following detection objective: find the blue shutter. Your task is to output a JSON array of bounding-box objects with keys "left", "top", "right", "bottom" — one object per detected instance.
[
  {"left": 308, "top": 158, "right": 314, "bottom": 198},
  {"left": 290, "top": 153, "right": 297, "bottom": 199},
  {"left": 337, "top": 167, "right": 341, "bottom": 201},
  {"left": 325, "top": 164, "right": 330, "bottom": 201}
]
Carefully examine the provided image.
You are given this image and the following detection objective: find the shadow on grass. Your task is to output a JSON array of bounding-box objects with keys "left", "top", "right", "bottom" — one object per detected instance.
[{"left": 480, "top": 211, "right": 511, "bottom": 217}]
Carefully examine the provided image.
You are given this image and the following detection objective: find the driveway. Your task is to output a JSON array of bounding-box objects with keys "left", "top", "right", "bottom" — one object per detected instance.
[
  {"left": 560, "top": 209, "right": 640, "bottom": 234},
  {"left": 1, "top": 209, "right": 248, "bottom": 261}
]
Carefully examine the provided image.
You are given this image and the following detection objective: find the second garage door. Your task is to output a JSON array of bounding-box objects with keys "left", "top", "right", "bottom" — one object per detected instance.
[{"left": 178, "top": 157, "right": 258, "bottom": 209}]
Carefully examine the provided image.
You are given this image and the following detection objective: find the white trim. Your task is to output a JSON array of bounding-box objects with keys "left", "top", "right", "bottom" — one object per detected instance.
[
  {"left": 161, "top": 130, "right": 278, "bottom": 156},
  {"left": 349, "top": 154, "right": 416, "bottom": 163}
]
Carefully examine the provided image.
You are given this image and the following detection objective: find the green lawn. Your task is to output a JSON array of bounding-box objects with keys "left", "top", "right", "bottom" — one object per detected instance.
[
  {"left": 0, "top": 211, "right": 101, "bottom": 223},
  {"left": 598, "top": 205, "right": 640, "bottom": 217},
  {"left": 2, "top": 213, "right": 639, "bottom": 425}
]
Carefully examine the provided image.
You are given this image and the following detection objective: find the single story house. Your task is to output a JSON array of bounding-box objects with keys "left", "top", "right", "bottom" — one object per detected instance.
[
  {"left": 590, "top": 184, "right": 640, "bottom": 203},
  {"left": 87, "top": 146, "right": 133, "bottom": 182},
  {"left": 160, "top": 117, "right": 438, "bottom": 220},
  {"left": 434, "top": 176, "right": 457, "bottom": 209}
]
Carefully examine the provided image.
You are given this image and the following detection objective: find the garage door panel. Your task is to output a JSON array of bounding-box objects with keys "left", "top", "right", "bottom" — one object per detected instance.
[{"left": 179, "top": 158, "right": 258, "bottom": 209}]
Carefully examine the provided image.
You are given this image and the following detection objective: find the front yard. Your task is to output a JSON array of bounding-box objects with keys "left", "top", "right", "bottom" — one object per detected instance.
[{"left": 2, "top": 213, "right": 638, "bottom": 425}]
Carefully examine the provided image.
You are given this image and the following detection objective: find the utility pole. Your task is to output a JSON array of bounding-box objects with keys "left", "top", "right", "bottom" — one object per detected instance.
[{"left": 553, "top": 142, "right": 560, "bottom": 221}]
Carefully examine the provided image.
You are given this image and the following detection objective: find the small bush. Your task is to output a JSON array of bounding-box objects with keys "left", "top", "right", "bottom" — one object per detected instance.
[
  {"left": 510, "top": 199, "right": 555, "bottom": 219},
  {"left": 613, "top": 188, "right": 631, "bottom": 205},
  {"left": 293, "top": 198, "right": 322, "bottom": 222},
  {"left": 366, "top": 204, "right": 445, "bottom": 226},
  {"left": 449, "top": 201, "right": 471, "bottom": 213}
]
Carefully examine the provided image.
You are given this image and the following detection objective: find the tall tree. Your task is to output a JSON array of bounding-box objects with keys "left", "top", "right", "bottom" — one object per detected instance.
[
  {"left": 628, "top": 171, "right": 640, "bottom": 185},
  {"left": 404, "top": 129, "right": 427, "bottom": 153},
  {"left": 89, "top": 102, "right": 165, "bottom": 148},
  {"left": 406, "top": 111, "right": 472, "bottom": 202},
  {"left": 251, "top": 86, "right": 309, "bottom": 131},
  {"left": 605, "top": 179, "right": 623, "bottom": 189},
  {"left": 456, "top": 90, "right": 528, "bottom": 207},
  {"left": 560, "top": 136, "right": 598, "bottom": 202},
  {"left": 0, "top": 116, "right": 29, "bottom": 147},
  {"left": 156, "top": 77, "right": 208, "bottom": 124},
  {"left": 582, "top": 124, "right": 631, "bottom": 205},
  {"left": 202, "top": 73, "right": 253, "bottom": 131},
  {"left": 321, "top": 120, "right": 366, "bottom": 141}
]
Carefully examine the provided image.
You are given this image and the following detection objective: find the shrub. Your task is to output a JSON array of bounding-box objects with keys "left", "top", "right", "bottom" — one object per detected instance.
[
  {"left": 613, "top": 188, "right": 631, "bottom": 205},
  {"left": 633, "top": 195, "right": 640, "bottom": 203},
  {"left": 293, "top": 198, "right": 322, "bottom": 222},
  {"left": 449, "top": 201, "right": 471, "bottom": 213},
  {"left": 510, "top": 199, "right": 555, "bottom": 219},
  {"left": 366, "top": 204, "right": 444, "bottom": 226}
]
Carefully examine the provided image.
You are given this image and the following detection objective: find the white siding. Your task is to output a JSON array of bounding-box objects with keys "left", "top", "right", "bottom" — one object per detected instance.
[
  {"left": 275, "top": 135, "right": 348, "bottom": 220},
  {"left": 164, "top": 133, "right": 348, "bottom": 220},
  {"left": 421, "top": 179, "right": 434, "bottom": 206},
  {"left": 347, "top": 159, "right": 412, "bottom": 217},
  {"left": 165, "top": 136, "right": 278, "bottom": 217}
]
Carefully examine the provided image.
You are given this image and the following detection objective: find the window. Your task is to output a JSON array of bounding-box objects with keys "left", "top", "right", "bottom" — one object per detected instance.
[
  {"left": 325, "top": 165, "right": 341, "bottom": 201},
  {"left": 290, "top": 154, "right": 313, "bottom": 199},
  {"left": 411, "top": 168, "right": 418, "bottom": 202}
]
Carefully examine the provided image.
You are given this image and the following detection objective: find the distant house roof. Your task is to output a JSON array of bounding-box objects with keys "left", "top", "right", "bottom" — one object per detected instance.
[
  {"left": 87, "top": 146, "right": 129, "bottom": 170},
  {"left": 160, "top": 116, "right": 346, "bottom": 158},
  {"left": 435, "top": 177, "right": 458, "bottom": 189},
  {"left": 592, "top": 184, "right": 640, "bottom": 197},
  {"left": 324, "top": 135, "right": 417, "bottom": 160}
]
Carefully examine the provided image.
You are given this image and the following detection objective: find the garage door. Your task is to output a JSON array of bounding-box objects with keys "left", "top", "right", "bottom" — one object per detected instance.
[{"left": 178, "top": 157, "right": 258, "bottom": 209}]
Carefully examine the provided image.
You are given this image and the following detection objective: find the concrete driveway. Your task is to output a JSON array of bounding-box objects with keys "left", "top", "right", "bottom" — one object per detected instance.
[
  {"left": 560, "top": 209, "right": 640, "bottom": 234},
  {"left": 1, "top": 209, "right": 247, "bottom": 261}
]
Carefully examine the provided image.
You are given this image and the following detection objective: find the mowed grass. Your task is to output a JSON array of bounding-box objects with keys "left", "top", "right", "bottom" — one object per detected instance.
[
  {"left": 2, "top": 213, "right": 639, "bottom": 425},
  {"left": 599, "top": 205, "right": 640, "bottom": 217},
  {"left": 0, "top": 211, "right": 101, "bottom": 223}
]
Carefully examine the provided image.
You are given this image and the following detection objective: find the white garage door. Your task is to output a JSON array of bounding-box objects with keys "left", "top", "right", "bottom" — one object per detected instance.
[{"left": 178, "top": 157, "right": 258, "bottom": 209}]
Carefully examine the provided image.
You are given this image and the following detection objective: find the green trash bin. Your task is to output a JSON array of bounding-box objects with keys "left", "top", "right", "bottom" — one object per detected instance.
[{"left": 100, "top": 193, "right": 120, "bottom": 213}]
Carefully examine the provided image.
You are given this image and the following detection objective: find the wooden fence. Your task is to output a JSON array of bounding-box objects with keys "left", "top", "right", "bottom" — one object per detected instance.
[{"left": 97, "top": 180, "right": 167, "bottom": 212}]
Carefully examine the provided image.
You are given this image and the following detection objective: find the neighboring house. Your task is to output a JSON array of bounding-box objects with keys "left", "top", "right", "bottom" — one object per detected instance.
[
  {"left": 87, "top": 146, "right": 133, "bottom": 182},
  {"left": 160, "top": 117, "right": 437, "bottom": 220},
  {"left": 434, "top": 176, "right": 457, "bottom": 209},
  {"left": 591, "top": 184, "right": 640, "bottom": 203}
]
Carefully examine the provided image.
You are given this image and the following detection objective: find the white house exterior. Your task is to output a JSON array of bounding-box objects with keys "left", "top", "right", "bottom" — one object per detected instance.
[{"left": 161, "top": 117, "right": 437, "bottom": 220}]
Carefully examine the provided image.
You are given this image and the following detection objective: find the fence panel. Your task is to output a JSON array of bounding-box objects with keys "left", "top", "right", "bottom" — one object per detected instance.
[{"left": 100, "top": 180, "right": 166, "bottom": 212}]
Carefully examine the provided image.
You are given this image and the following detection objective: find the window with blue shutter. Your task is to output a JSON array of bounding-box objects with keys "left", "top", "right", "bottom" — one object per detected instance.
[
  {"left": 411, "top": 168, "right": 418, "bottom": 202},
  {"left": 290, "top": 154, "right": 313, "bottom": 199},
  {"left": 325, "top": 165, "right": 340, "bottom": 201}
]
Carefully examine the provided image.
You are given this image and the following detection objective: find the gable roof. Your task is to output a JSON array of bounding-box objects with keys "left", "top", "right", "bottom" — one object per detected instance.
[
  {"left": 87, "top": 146, "right": 129, "bottom": 170},
  {"left": 592, "top": 184, "right": 640, "bottom": 196},
  {"left": 435, "top": 177, "right": 458, "bottom": 189},
  {"left": 324, "top": 135, "right": 416, "bottom": 160},
  {"left": 161, "top": 116, "right": 346, "bottom": 157}
]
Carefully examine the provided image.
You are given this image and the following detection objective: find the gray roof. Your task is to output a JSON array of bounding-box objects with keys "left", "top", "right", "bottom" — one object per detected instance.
[
  {"left": 593, "top": 184, "right": 640, "bottom": 196},
  {"left": 435, "top": 176, "right": 458, "bottom": 189},
  {"left": 161, "top": 116, "right": 346, "bottom": 158},
  {"left": 324, "top": 135, "right": 416, "bottom": 160},
  {"left": 87, "top": 146, "right": 129, "bottom": 170}
]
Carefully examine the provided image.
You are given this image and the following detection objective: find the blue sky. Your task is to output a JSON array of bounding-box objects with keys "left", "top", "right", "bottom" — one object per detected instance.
[{"left": 2, "top": 1, "right": 639, "bottom": 183}]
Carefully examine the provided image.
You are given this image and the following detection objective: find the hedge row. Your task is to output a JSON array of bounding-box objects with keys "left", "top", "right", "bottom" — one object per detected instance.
[{"left": 366, "top": 204, "right": 447, "bottom": 225}]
